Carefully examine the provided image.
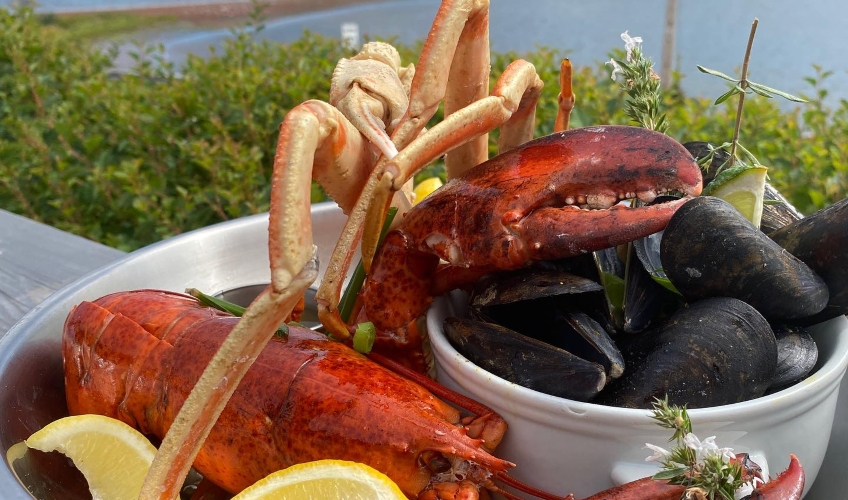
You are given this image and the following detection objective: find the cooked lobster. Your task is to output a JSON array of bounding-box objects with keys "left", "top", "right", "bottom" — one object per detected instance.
[
  {"left": 64, "top": 289, "right": 522, "bottom": 500},
  {"left": 63, "top": 289, "right": 805, "bottom": 500}
]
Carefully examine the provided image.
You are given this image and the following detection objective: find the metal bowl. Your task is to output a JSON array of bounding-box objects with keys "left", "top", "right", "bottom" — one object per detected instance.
[{"left": 0, "top": 202, "right": 348, "bottom": 499}]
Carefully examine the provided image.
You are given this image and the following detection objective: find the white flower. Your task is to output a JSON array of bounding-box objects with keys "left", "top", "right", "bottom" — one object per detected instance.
[
  {"left": 644, "top": 442, "right": 671, "bottom": 462},
  {"left": 735, "top": 475, "right": 766, "bottom": 498},
  {"left": 606, "top": 58, "right": 623, "bottom": 81},
  {"left": 620, "top": 30, "right": 643, "bottom": 62},
  {"left": 683, "top": 433, "right": 736, "bottom": 462}
]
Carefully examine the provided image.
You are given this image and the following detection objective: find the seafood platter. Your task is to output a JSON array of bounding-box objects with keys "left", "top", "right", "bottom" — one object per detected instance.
[{"left": 2, "top": 1, "right": 848, "bottom": 499}]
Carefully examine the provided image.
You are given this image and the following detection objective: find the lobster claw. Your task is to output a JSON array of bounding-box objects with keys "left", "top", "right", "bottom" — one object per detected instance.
[
  {"left": 741, "top": 455, "right": 805, "bottom": 500},
  {"left": 580, "top": 454, "right": 804, "bottom": 500}
]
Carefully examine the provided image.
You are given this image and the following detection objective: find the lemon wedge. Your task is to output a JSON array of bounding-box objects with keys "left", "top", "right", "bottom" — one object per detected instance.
[
  {"left": 702, "top": 163, "right": 768, "bottom": 227},
  {"left": 25, "top": 414, "right": 157, "bottom": 500},
  {"left": 413, "top": 176, "right": 443, "bottom": 204},
  {"left": 232, "top": 460, "right": 406, "bottom": 500}
]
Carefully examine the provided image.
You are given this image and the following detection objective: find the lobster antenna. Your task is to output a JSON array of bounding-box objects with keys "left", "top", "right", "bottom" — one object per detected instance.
[{"left": 496, "top": 472, "right": 574, "bottom": 500}]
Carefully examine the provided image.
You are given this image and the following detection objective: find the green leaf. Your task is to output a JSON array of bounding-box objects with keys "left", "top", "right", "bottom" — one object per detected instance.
[
  {"left": 714, "top": 85, "right": 744, "bottom": 105},
  {"left": 748, "top": 83, "right": 773, "bottom": 98},
  {"left": 697, "top": 65, "right": 739, "bottom": 83},
  {"left": 187, "top": 287, "right": 246, "bottom": 316},
  {"left": 747, "top": 81, "right": 808, "bottom": 102},
  {"left": 652, "top": 467, "right": 689, "bottom": 480},
  {"left": 650, "top": 270, "right": 681, "bottom": 295}
]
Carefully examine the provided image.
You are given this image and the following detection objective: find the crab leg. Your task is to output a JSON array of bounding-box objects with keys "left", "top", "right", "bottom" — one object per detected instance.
[
  {"left": 315, "top": 0, "right": 543, "bottom": 339},
  {"left": 316, "top": 59, "right": 543, "bottom": 339},
  {"left": 383, "top": 60, "right": 544, "bottom": 190},
  {"left": 136, "top": 100, "right": 387, "bottom": 500},
  {"left": 442, "top": 0, "right": 491, "bottom": 179}
]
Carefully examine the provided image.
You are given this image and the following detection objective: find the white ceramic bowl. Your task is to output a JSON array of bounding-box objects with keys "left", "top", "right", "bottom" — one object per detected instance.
[{"left": 428, "top": 290, "right": 848, "bottom": 499}]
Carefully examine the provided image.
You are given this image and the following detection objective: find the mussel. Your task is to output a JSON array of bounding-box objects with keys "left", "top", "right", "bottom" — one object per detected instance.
[
  {"left": 660, "top": 196, "right": 829, "bottom": 320},
  {"left": 769, "top": 322, "right": 818, "bottom": 393},
  {"left": 769, "top": 197, "right": 848, "bottom": 323},
  {"left": 596, "top": 297, "right": 777, "bottom": 409},
  {"left": 444, "top": 317, "right": 607, "bottom": 401},
  {"left": 444, "top": 266, "right": 623, "bottom": 401}
]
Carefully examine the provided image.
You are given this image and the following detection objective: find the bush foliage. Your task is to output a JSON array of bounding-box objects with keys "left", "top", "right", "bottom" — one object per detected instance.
[{"left": 1, "top": 6, "right": 845, "bottom": 251}]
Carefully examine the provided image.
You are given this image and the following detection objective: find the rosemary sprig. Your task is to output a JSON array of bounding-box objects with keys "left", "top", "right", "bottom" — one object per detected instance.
[
  {"left": 186, "top": 287, "right": 290, "bottom": 338},
  {"left": 697, "top": 18, "right": 806, "bottom": 170},
  {"left": 607, "top": 31, "right": 669, "bottom": 134},
  {"left": 648, "top": 397, "right": 746, "bottom": 500}
]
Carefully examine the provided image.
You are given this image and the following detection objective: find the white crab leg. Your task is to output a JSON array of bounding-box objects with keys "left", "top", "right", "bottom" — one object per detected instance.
[{"left": 137, "top": 100, "right": 380, "bottom": 500}]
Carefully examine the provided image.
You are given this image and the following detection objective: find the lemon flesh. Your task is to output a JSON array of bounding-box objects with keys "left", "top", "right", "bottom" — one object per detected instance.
[
  {"left": 233, "top": 460, "right": 406, "bottom": 500},
  {"left": 25, "top": 414, "right": 157, "bottom": 500},
  {"left": 702, "top": 164, "right": 768, "bottom": 227},
  {"left": 413, "top": 176, "right": 443, "bottom": 204}
]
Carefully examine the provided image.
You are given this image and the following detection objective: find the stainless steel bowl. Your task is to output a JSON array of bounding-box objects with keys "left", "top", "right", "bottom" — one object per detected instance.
[{"left": 0, "top": 202, "right": 348, "bottom": 499}]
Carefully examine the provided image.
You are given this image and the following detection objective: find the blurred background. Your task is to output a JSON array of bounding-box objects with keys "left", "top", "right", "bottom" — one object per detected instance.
[{"left": 1, "top": 0, "right": 846, "bottom": 251}]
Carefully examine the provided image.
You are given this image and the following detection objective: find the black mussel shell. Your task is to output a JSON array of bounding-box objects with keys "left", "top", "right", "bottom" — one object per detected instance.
[
  {"left": 553, "top": 307, "right": 625, "bottom": 379},
  {"left": 596, "top": 297, "right": 777, "bottom": 409},
  {"left": 624, "top": 238, "right": 681, "bottom": 334},
  {"left": 470, "top": 267, "right": 602, "bottom": 308},
  {"left": 768, "top": 323, "right": 818, "bottom": 393},
  {"left": 661, "top": 196, "right": 829, "bottom": 320},
  {"left": 769, "top": 197, "right": 848, "bottom": 324},
  {"left": 444, "top": 317, "right": 606, "bottom": 401},
  {"left": 593, "top": 246, "right": 626, "bottom": 332}
]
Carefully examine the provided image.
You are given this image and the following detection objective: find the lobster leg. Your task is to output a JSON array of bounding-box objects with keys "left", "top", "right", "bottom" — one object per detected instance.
[{"left": 554, "top": 59, "right": 575, "bottom": 133}]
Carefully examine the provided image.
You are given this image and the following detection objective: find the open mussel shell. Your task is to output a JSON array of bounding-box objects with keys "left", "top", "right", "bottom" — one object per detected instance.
[
  {"left": 761, "top": 182, "right": 804, "bottom": 235},
  {"left": 769, "top": 197, "right": 848, "bottom": 324},
  {"left": 661, "top": 196, "right": 829, "bottom": 320},
  {"left": 593, "top": 247, "right": 626, "bottom": 332},
  {"left": 624, "top": 228, "right": 684, "bottom": 334},
  {"left": 466, "top": 266, "right": 624, "bottom": 389},
  {"left": 769, "top": 323, "right": 818, "bottom": 393},
  {"left": 444, "top": 317, "right": 606, "bottom": 401},
  {"left": 596, "top": 297, "right": 777, "bottom": 409},
  {"left": 470, "top": 266, "right": 602, "bottom": 308}
]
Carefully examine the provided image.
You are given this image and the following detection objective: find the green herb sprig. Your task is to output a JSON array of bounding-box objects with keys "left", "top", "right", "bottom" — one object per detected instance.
[
  {"left": 648, "top": 398, "right": 747, "bottom": 500},
  {"left": 697, "top": 18, "right": 807, "bottom": 173},
  {"left": 607, "top": 32, "right": 669, "bottom": 134}
]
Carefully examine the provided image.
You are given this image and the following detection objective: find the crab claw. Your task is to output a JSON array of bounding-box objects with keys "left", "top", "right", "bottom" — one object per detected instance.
[{"left": 742, "top": 455, "right": 805, "bottom": 500}]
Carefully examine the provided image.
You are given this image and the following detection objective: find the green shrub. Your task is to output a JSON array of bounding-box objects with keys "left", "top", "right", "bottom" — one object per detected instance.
[{"left": 1, "top": 6, "right": 844, "bottom": 250}]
